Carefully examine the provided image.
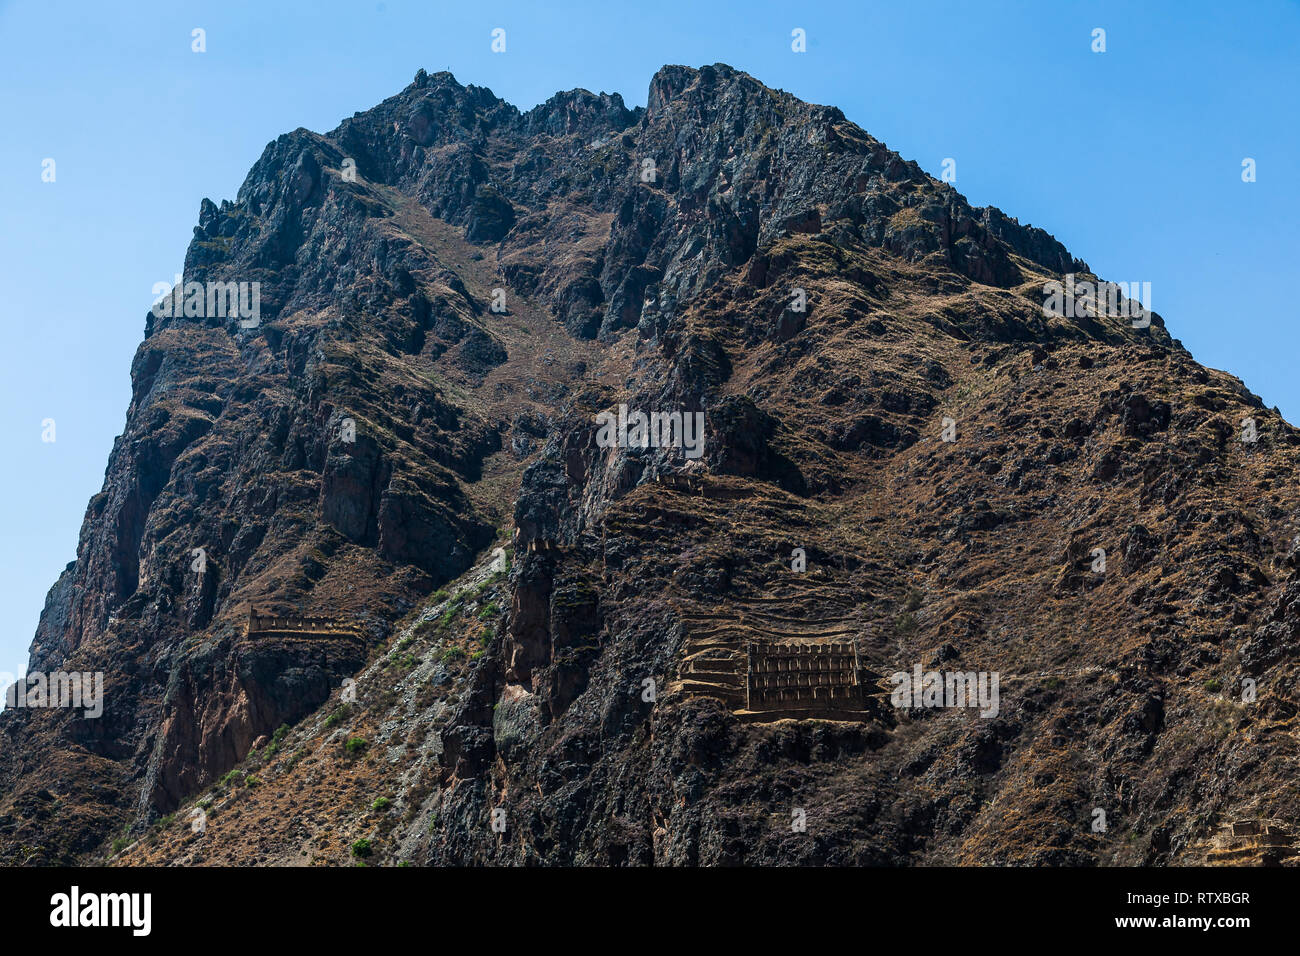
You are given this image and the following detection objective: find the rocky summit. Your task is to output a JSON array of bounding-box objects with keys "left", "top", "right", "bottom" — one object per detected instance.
[{"left": 3, "top": 63, "right": 1297, "bottom": 867}]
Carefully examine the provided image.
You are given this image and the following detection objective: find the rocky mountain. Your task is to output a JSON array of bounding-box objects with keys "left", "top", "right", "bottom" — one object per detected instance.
[{"left": 3, "top": 63, "right": 1298, "bottom": 866}]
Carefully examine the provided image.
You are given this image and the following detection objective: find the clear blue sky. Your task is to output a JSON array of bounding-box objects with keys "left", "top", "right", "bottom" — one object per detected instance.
[{"left": 1, "top": 0, "right": 1296, "bottom": 681}]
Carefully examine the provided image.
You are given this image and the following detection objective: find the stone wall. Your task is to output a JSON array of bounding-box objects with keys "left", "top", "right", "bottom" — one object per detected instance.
[
  {"left": 245, "top": 609, "right": 361, "bottom": 638},
  {"left": 1205, "top": 819, "right": 1295, "bottom": 865},
  {"left": 745, "top": 640, "right": 863, "bottom": 712}
]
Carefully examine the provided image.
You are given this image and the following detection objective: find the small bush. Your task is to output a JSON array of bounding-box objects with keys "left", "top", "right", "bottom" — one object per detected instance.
[
  {"left": 351, "top": 838, "right": 372, "bottom": 858},
  {"left": 438, "top": 602, "right": 462, "bottom": 628},
  {"left": 345, "top": 736, "right": 368, "bottom": 755},
  {"left": 372, "top": 797, "right": 391, "bottom": 812},
  {"left": 265, "top": 723, "right": 291, "bottom": 756},
  {"left": 324, "top": 704, "right": 353, "bottom": 728}
]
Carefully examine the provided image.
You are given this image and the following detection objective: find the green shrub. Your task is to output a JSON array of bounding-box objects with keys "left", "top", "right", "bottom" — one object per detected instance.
[
  {"left": 324, "top": 704, "right": 353, "bottom": 728},
  {"left": 438, "top": 601, "right": 462, "bottom": 628},
  {"left": 351, "top": 838, "right": 372, "bottom": 858},
  {"left": 345, "top": 736, "right": 368, "bottom": 755},
  {"left": 372, "top": 797, "right": 391, "bottom": 812},
  {"left": 265, "top": 723, "right": 291, "bottom": 756}
]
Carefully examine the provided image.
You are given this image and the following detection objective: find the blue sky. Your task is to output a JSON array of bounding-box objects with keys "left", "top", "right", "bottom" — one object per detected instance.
[{"left": 1, "top": 0, "right": 1297, "bottom": 681}]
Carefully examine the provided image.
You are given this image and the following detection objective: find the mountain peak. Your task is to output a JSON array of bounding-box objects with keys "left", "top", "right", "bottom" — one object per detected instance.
[{"left": 7, "top": 62, "right": 1281, "bottom": 869}]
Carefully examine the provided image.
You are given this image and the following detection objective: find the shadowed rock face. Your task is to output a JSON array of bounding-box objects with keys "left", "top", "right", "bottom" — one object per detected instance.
[{"left": 4, "top": 63, "right": 1298, "bottom": 867}]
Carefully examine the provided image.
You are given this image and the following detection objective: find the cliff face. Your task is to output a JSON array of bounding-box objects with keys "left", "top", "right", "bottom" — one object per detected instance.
[{"left": 5, "top": 64, "right": 1299, "bottom": 866}]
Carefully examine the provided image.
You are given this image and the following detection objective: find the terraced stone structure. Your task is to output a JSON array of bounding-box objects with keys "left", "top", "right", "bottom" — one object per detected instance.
[
  {"left": 745, "top": 640, "right": 864, "bottom": 716},
  {"left": 670, "top": 571, "right": 875, "bottom": 720},
  {"left": 244, "top": 609, "right": 362, "bottom": 639},
  {"left": 1204, "top": 820, "right": 1297, "bottom": 866}
]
